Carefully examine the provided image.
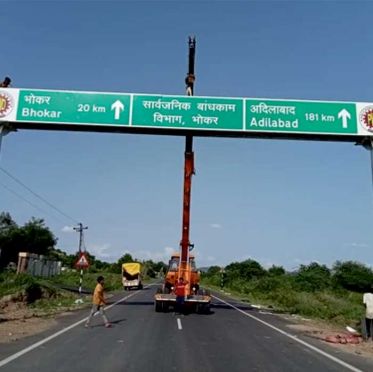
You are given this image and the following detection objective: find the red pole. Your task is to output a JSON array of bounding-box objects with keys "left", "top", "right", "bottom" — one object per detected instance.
[
  {"left": 179, "top": 37, "right": 196, "bottom": 284},
  {"left": 179, "top": 136, "right": 194, "bottom": 281}
]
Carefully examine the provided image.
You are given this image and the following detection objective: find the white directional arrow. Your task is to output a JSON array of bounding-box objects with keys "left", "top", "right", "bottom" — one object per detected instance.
[
  {"left": 338, "top": 109, "right": 351, "bottom": 129},
  {"left": 111, "top": 100, "right": 124, "bottom": 120}
]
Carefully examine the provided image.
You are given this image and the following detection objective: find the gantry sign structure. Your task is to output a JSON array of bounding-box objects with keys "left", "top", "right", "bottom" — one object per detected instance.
[{"left": 1, "top": 88, "right": 373, "bottom": 142}]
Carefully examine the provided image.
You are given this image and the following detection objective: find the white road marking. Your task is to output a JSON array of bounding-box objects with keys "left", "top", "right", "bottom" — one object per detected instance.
[
  {"left": 0, "top": 285, "right": 154, "bottom": 368},
  {"left": 177, "top": 318, "right": 183, "bottom": 330},
  {"left": 212, "top": 295, "right": 362, "bottom": 372}
]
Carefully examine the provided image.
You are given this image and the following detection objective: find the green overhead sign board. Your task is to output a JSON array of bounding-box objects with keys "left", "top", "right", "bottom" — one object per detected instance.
[{"left": 1, "top": 88, "right": 373, "bottom": 139}]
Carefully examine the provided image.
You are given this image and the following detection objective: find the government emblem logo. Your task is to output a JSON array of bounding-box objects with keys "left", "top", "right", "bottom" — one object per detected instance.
[
  {"left": 359, "top": 106, "right": 373, "bottom": 132},
  {"left": 0, "top": 91, "right": 14, "bottom": 118}
]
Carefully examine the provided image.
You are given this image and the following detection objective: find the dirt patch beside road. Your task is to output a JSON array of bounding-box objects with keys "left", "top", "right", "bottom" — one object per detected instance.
[
  {"left": 0, "top": 292, "right": 118, "bottom": 344},
  {"left": 0, "top": 316, "right": 57, "bottom": 343},
  {"left": 0, "top": 297, "right": 88, "bottom": 344},
  {"left": 0, "top": 302, "right": 58, "bottom": 343},
  {"left": 284, "top": 316, "right": 373, "bottom": 359}
]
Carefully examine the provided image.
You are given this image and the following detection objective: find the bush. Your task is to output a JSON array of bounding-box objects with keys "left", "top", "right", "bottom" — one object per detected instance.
[
  {"left": 25, "top": 282, "right": 42, "bottom": 304},
  {"left": 268, "top": 265, "right": 286, "bottom": 276},
  {"left": 294, "top": 262, "right": 331, "bottom": 292},
  {"left": 207, "top": 266, "right": 222, "bottom": 276},
  {"left": 226, "top": 259, "right": 266, "bottom": 281},
  {"left": 201, "top": 258, "right": 369, "bottom": 325},
  {"left": 253, "top": 275, "right": 292, "bottom": 293},
  {"left": 14, "top": 273, "right": 37, "bottom": 287},
  {"left": 333, "top": 261, "right": 373, "bottom": 292}
]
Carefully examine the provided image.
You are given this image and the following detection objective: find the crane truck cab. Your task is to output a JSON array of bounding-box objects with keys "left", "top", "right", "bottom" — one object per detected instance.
[
  {"left": 154, "top": 252, "right": 211, "bottom": 313},
  {"left": 122, "top": 262, "right": 143, "bottom": 290},
  {"left": 164, "top": 253, "right": 200, "bottom": 294}
]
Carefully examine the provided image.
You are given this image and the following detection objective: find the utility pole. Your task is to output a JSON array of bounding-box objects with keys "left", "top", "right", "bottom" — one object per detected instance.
[
  {"left": 74, "top": 222, "right": 88, "bottom": 253},
  {"left": 0, "top": 125, "right": 6, "bottom": 160},
  {"left": 357, "top": 138, "right": 373, "bottom": 194},
  {"left": 0, "top": 124, "right": 16, "bottom": 162},
  {"left": 0, "top": 76, "right": 15, "bottom": 161},
  {"left": 220, "top": 267, "right": 226, "bottom": 290},
  {"left": 74, "top": 222, "right": 88, "bottom": 295},
  {"left": 179, "top": 37, "right": 196, "bottom": 285}
]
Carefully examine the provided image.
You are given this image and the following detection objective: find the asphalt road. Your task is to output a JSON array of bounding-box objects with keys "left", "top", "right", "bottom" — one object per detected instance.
[{"left": 1, "top": 284, "right": 373, "bottom": 372}]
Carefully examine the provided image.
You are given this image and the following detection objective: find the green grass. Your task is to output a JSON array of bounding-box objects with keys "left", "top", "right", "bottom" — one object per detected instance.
[
  {"left": 1, "top": 270, "right": 156, "bottom": 315},
  {"left": 203, "top": 277, "right": 365, "bottom": 327},
  {"left": 0, "top": 271, "right": 126, "bottom": 315},
  {"left": 29, "top": 292, "right": 88, "bottom": 315},
  {"left": 0, "top": 272, "right": 39, "bottom": 297},
  {"left": 49, "top": 271, "right": 124, "bottom": 292}
]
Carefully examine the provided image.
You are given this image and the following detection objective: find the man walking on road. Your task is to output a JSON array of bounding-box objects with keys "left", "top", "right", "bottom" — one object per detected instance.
[{"left": 85, "top": 276, "right": 111, "bottom": 328}]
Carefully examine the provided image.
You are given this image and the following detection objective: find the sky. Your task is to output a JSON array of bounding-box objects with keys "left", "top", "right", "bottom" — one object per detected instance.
[{"left": 1, "top": 0, "right": 373, "bottom": 270}]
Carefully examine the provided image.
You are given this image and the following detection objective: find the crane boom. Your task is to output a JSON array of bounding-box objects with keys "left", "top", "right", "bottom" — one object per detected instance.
[
  {"left": 179, "top": 37, "right": 196, "bottom": 282},
  {"left": 154, "top": 37, "right": 211, "bottom": 313}
]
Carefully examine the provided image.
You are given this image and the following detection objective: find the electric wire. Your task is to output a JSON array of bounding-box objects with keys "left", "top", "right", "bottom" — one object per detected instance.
[
  {"left": 0, "top": 166, "right": 78, "bottom": 224},
  {"left": 0, "top": 181, "right": 67, "bottom": 225}
]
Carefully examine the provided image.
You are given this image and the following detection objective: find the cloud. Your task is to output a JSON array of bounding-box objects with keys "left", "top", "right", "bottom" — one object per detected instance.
[
  {"left": 293, "top": 258, "right": 306, "bottom": 264},
  {"left": 210, "top": 223, "right": 222, "bottom": 229},
  {"left": 130, "top": 246, "right": 177, "bottom": 263},
  {"left": 61, "top": 226, "right": 74, "bottom": 233},
  {"left": 130, "top": 247, "right": 217, "bottom": 266},
  {"left": 262, "top": 261, "right": 274, "bottom": 269},
  {"left": 85, "top": 244, "right": 217, "bottom": 267},
  {"left": 89, "top": 243, "right": 112, "bottom": 259},
  {"left": 349, "top": 242, "right": 369, "bottom": 248}
]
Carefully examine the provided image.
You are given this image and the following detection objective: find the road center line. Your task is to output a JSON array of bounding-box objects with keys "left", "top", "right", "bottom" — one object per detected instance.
[
  {"left": 177, "top": 318, "right": 183, "bottom": 330},
  {"left": 0, "top": 284, "right": 154, "bottom": 368},
  {"left": 212, "top": 295, "right": 362, "bottom": 372}
]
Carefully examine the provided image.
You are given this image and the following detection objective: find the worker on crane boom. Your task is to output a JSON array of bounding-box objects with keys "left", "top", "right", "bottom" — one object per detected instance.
[{"left": 0, "top": 77, "right": 11, "bottom": 88}]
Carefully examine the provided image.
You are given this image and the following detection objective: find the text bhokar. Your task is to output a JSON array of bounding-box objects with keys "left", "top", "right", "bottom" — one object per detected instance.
[
  {"left": 25, "top": 94, "right": 51, "bottom": 105},
  {"left": 153, "top": 112, "right": 219, "bottom": 126},
  {"left": 22, "top": 108, "right": 62, "bottom": 119},
  {"left": 249, "top": 102, "right": 298, "bottom": 129},
  {"left": 22, "top": 93, "right": 62, "bottom": 119}
]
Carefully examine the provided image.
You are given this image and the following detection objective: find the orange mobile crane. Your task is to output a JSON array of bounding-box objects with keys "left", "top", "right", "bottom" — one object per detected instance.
[{"left": 154, "top": 37, "right": 211, "bottom": 313}]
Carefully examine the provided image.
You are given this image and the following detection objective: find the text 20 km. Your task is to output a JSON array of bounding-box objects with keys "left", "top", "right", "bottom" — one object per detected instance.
[{"left": 77, "top": 104, "right": 106, "bottom": 113}]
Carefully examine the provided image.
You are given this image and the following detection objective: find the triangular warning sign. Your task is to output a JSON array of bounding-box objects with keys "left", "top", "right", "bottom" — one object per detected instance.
[{"left": 75, "top": 252, "right": 90, "bottom": 269}]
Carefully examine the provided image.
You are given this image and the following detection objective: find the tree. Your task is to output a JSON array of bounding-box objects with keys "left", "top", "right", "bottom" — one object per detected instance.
[
  {"left": 21, "top": 218, "right": 57, "bottom": 256},
  {"left": 226, "top": 259, "right": 266, "bottom": 281},
  {"left": 294, "top": 262, "right": 331, "bottom": 291},
  {"left": 118, "top": 253, "right": 134, "bottom": 264},
  {"left": 153, "top": 261, "right": 168, "bottom": 275},
  {"left": 0, "top": 212, "right": 17, "bottom": 231},
  {"left": 0, "top": 213, "right": 57, "bottom": 269},
  {"left": 268, "top": 265, "right": 286, "bottom": 276},
  {"left": 110, "top": 253, "right": 135, "bottom": 273},
  {"left": 207, "top": 266, "right": 222, "bottom": 276},
  {"left": 0, "top": 213, "right": 19, "bottom": 268},
  {"left": 333, "top": 261, "right": 373, "bottom": 292}
]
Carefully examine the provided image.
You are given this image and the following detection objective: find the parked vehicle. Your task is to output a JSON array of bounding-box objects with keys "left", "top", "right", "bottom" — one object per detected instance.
[{"left": 122, "top": 262, "right": 142, "bottom": 290}]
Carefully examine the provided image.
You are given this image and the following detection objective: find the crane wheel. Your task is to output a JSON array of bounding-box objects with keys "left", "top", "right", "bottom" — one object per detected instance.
[{"left": 155, "top": 300, "right": 163, "bottom": 312}]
